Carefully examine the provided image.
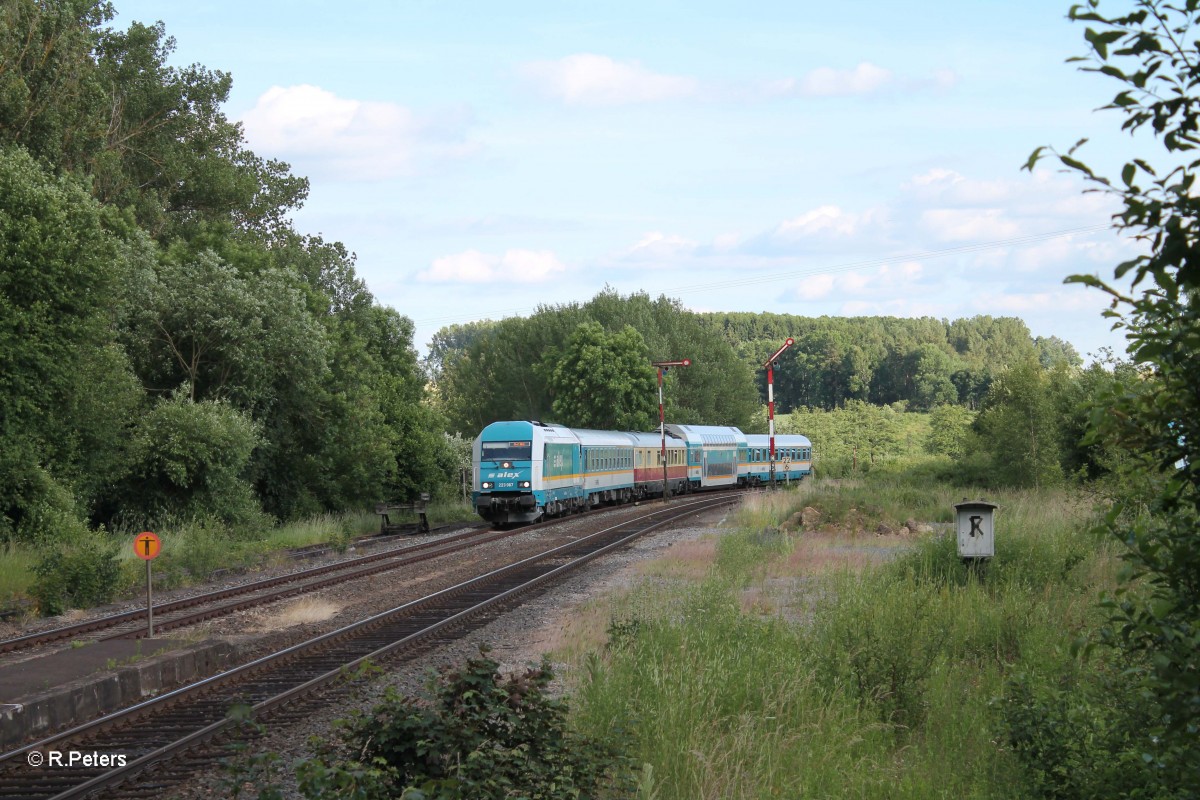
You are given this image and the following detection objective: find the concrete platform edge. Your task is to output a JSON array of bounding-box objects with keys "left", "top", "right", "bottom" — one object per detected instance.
[{"left": 0, "top": 639, "right": 239, "bottom": 751}]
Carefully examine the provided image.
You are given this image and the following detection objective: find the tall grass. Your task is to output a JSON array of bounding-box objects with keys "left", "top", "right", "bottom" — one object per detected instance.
[
  {"left": 0, "top": 541, "right": 40, "bottom": 604},
  {"left": 567, "top": 477, "right": 1114, "bottom": 798},
  {"left": 5, "top": 502, "right": 477, "bottom": 613}
]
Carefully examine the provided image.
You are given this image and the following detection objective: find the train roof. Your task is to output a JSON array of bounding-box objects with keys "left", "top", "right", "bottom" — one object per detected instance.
[
  {"left": 477, "top": 420, "right": 536, "bottom": 440},
  {"left": 627, "top": 430, "right": 684, "bottom": 448},
  {"left": 665, "top": 424, "right": 748, "bottom": 446},
  {"left": 745, "top": 433, "right": 812, "bottom": 447},
  {"left": 476, "top": 420, "right": 580, "bottom": 444},
  {"left": 571, "top": 429, "right": 638, "bottom": 447}
]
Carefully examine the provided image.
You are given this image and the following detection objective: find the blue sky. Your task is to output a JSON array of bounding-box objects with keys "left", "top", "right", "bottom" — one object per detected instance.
[{"left": 114, "top": 0, "right": 1144, "bottom": 360}]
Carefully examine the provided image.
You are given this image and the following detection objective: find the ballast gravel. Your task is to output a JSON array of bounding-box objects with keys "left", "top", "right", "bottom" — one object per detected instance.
[{"left": 167, "top": 502, "right": 735, "bottom": 800}]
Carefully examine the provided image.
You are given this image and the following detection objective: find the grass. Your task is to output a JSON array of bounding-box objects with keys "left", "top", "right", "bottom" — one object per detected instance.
[
  {"left": 555, "top": 474, "right": 1117, "bottom": 799},
  {"left": 4, "top": 501, "right": 478, "bottom": 614},
  {"left": 0, "top": 541, "right": 40, "bottom": 605},
  {"left": 134, "top": 502, "right": 475, "bottom": 590}
]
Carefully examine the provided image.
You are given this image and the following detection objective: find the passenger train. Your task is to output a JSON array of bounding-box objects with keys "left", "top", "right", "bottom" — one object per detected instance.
[{"left": 472, "top": 420, "right": 812, "bottom": 525}]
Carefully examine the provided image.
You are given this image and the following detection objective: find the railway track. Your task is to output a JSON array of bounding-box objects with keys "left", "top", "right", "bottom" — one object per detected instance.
[
  {"left": 0, "top": 523, "right": 503, "bottom": 655},
  {"left": 0, "top": 492, "right": 738, "bottom": 800}
]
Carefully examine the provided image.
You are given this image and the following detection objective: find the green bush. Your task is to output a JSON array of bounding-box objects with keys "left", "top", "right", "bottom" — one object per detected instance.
[
  {"left": 121, "top": 394, "right": 266, "bottom": 528},
  {"left": 298, "top": 650, "right": 635, "bottom": 799},
  {"left": 31, "top": 534, "right": 122, "bottom": 615},
  {"left": 996, "top": 659, "right": 1181, "bottom": 800}
]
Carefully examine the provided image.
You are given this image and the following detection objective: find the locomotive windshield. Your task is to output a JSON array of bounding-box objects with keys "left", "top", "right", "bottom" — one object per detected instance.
[{"left": 481, "top": 441, "right": 532, "bottom": 461}]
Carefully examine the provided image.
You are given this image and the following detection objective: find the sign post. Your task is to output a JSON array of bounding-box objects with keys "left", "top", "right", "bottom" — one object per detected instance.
[
  {"left": 133, "top": 532, "right": 162, "bottom": 637},
  {"left": 651, "top": 359, "right": 691, "bottom": 503},
  {"left": 763, "top": 338, "right": 794, "bottom": 489}
]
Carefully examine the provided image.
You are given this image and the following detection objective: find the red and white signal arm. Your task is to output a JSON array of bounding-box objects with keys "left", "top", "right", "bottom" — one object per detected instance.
[{"left": 134, "top": 532, "right": 162, "bottom": 560}]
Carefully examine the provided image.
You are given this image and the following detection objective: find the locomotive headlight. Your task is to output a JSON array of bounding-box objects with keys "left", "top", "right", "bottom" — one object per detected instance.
[
  {"left": 481, "top": 481, "right": 492, "bottom": 489},
  {"left": 520, "top": 481, "right": 531, "bottom": 488},
  {"left": 502, "top": 461, "right": 512, "bottom": 469}
]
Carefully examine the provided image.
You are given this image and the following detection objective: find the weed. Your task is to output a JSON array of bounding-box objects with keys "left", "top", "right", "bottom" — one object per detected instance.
[
  {"left": 296, "top": 648, "right": 636, "bottom": 799},
  {"left": 565, "top": 472, "right": 1110, "bottom": 799},
  {"left": 220, "top": 703, "right": 284, "bottom": 800},
  {"left": 31, "top": 533, "right": 122, "bottom": 616}
]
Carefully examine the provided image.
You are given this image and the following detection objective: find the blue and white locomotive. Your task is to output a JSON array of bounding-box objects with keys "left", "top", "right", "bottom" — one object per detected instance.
[{"left": 472, "top": 420, "right": 812, "bottom": 525}]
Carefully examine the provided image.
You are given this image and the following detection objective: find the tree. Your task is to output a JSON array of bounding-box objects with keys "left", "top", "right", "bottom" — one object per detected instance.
[
  {"left": 972, "top": 359, "right": 1063, "bottom": 489},
  {"left": 908, "top": 344, "right": 959, "bottom": 411},
  {"left": 0, "top": 0, "right": 110, "bottom": 171},
  {"left": 0, "top": 2, "right": 307, "bottom": 240},
  {"left": 120, "top": 392, "right": 263, "bottom": 527},
  {"left": 1025, "top": 1, "right": 1200, "bottom": 787},
  {"left": 546, "top": 322, "right": 657, "bottom": 430},
  {"left": 434, "top": 291, "right": 757, "bottom": 435},
  {"left": 1034, "top": 334, "right": 1083, "bottom": 370},
  {"left": 925, "top": 405, "right": 975, "bottom": 460},
  {"left": 0, "top": 145, "right": 141, "bottom": 540}
]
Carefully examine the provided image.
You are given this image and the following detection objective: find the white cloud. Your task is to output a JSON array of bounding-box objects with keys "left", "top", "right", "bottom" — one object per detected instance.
[
  {"left": 501, "top": 249, "right": 567, "bottom": 281},
  {"left": 794, "top": 274, "right": 836, "bottom": 299},
  {"left": 841, "top": 298, "right": 945, "bottom": 316},
  {"left": 906, "top": 168, "right": 1124, "bottom": 219},
  {"left": 713, "top": 232, "right": 742, "bottom": 251},
  {"left": 520, "top": 54, "right": 698, "bottom": 105},
  {"left": 905, "top": 168, "right": 1017, "bottom": 205},
  {"left": 240, "top": 84, "right": 476, "bottom": 180},
  {"left": 788, "top": 260, "right": 923, "bottom": 304},
  {"left": 931, "top": 68, "right": 958, "bottom": 90},
  {"left": 921, "top": 208, "right": 1022, "bottom": 241},
  {"left": 766, "top": 62, "right": 957, "bottom": 98},
  {"left": 909, "top": 167, "right": 963, "bottom": 188},
  {"left": 798, "top": 62, "right": 894, "bottom": 97},
  {"left": 987, "top": 289, "right": 1097, "bottom": 314},
  {"left": 417, "top": 249, "right": 566, "bottom": 283},
  {"left": 782, "top": 205, "right": 868, "bottom": 236},
  {"left": 420, "top": 250, "right": 495, "bottom": 283},
  {"left": 626, "top": 231, "right": 698, "bottom": 260}
]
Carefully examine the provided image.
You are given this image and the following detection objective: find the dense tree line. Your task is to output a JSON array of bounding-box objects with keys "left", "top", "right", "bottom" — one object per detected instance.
[
  {"left": 698, "top": 311, "right": 1081, "bottom": 412},
  {"left": 430, "top": 301, "right": 1091, "bottom": 441},
  {"left": 429, "top": 290, "right": 761, "bottom": 436},
  {"left": 1, "top": 1, "right": 457, "bottom": 542},
  {"left": 768, "top": 351, "right": 1129, "bottom": 489}
]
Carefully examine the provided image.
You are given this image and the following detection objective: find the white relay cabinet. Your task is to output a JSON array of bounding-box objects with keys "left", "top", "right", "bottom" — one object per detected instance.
[{"left": 954, "top": 500, "right": 998, "bottom": 560}]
